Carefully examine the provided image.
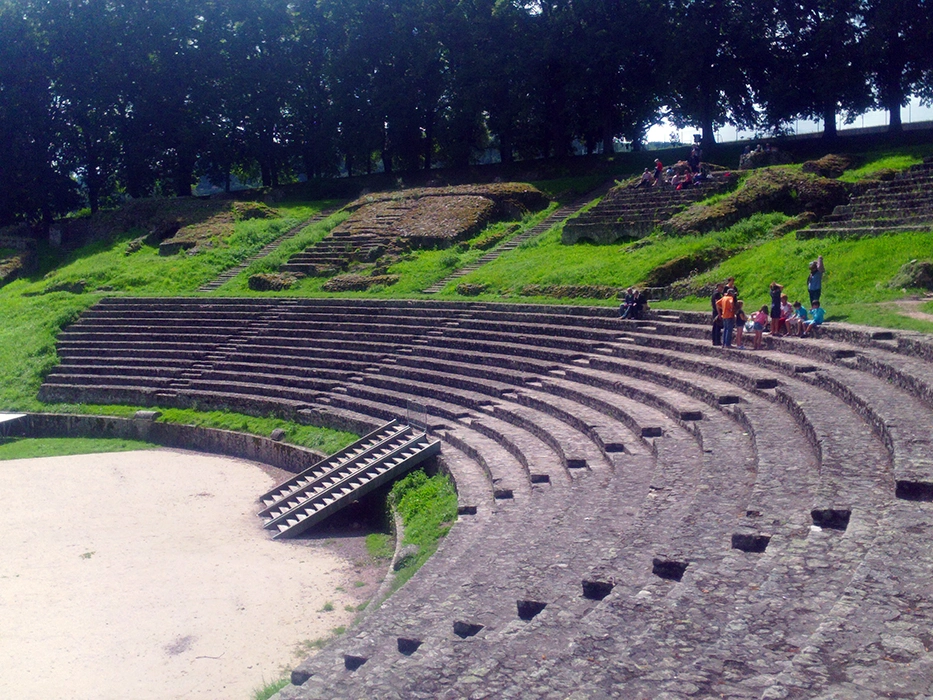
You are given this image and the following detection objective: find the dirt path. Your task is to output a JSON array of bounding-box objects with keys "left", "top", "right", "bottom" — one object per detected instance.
[
  {"left": 883, "top": 297, "right": 933, "bottom": 323},
  {"left": 0, "top": 449, "right": 370, "bottom": 700}
]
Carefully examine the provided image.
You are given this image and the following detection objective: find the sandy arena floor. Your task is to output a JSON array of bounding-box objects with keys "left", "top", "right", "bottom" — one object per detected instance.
[{"left": 0, "top": 449, "right": 363, "bottom": 700}]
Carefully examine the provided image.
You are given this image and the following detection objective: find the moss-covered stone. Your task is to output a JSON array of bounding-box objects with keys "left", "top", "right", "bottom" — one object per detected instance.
[
  {"left": 665, "top": 169, "right": 850, "bottom": 236},
  {"left": 322, "top": 274, "right": 399, "bottom": 292},
  {"left": 641, "top": 248, "right": 730, "bottom": 287},
  {"left": 801, "top": 153, "right": 861, "bottom": 179},
  {"left": 519, "top": 284, "right": 621, "bottom": 299},
  {"left": 232, "top": 201, "right": 280, "bottom": 221},
  {"left": 248, "top": 272, "right": 299, "bottom": 291},
  {"left": 456, "top": 283, "right": 488, "bottom": 296},
  {"left": 890, "top": 260, "right": 933, "bottom": 290}
]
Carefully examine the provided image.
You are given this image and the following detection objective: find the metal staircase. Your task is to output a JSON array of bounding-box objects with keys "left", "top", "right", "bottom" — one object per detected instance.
[{"left": 258, "top": 419, "right": 441, "bottom": 539}]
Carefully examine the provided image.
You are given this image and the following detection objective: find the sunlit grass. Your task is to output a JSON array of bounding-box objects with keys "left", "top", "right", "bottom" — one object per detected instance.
[
  {"left": 0, "top": 436, "right": 156, "bottom": 460},
  {"left": 837, "top": 145, "right": 932, "bottom": 182}
]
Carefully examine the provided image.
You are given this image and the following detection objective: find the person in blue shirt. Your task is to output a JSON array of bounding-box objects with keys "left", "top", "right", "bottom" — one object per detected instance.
[
  {"left": 807, "top": 255, "right": 825, "bottom": 304},
  {"left": 787, "top": 300, "right": 808, "bottom": 336},
  {"left": 802, "top": 300, "right": 825, "bottom": 337}
]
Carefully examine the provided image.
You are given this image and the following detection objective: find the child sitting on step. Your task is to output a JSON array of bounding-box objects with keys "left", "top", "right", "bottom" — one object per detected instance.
[
  {"left": 802, "top": 301, "right": 825, "bottom": 337},
  {"left": 787, "top": 300, "right": 807, "bottom": 336}
]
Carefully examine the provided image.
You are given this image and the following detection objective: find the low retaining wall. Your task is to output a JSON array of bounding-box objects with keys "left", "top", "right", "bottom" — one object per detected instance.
[{"left": 10, "top": 413, "right": 326, "bottom": 475}]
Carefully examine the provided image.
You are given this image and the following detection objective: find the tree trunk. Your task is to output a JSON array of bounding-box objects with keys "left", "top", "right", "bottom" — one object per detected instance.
[
  {"left": 822, "top": 103, "right": 838, "bottom": 139},
  {"left": 174, "top": 150, "right": 195, "bottom": 197},
  {"left": 499, "top": 133, "right": 512, "bottom": 164},
  {"left": 886, "top": 93, "right": 903, "bottom": 133},
  {"left": 261, "top": 161, "right": 272, "bottom": 188},
  {"left": 423, "top": 117, "right": 434, "bottom": 171},
  {"left": 701, "top": 117, "right": 716, "bottom": 148}
]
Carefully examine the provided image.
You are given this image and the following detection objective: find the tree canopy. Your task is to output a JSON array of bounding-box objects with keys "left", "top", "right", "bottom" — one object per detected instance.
[{"left": 1, "top": 0, "right": 931, "bottom": 226}]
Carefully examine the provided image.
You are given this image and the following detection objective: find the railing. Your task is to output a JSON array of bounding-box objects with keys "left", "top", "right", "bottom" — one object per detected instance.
[{"left": 406, "top": 400, "right": 430, "bottom": 434}]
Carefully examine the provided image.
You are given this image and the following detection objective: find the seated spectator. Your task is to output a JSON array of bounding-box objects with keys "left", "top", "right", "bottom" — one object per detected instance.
[
  {"left": 670, "top": 172, "right": 684, "bottom": 189},
  {"left": 619, "top": 287, "right": 636, "bottom": 318},
  {"left": 676, "top": 171, "right": 693, "bottom": 190},
  {"left": 631, "top": 288, "right": 649, "bottom": 319},
  {"left": 802, "top": 300, "right": 825, "bottom": 337},
  {"left": 787, "top": 300, "right": 807, "bottom": 336},
  {"left": 635, "top": 169, "right": 653, "bottom": 188},
  {"left": 779, "top": 294, "right": 793, "bottom": 335}
]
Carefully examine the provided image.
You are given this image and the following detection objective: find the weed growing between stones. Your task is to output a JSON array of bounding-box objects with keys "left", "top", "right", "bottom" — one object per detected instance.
[{"left": 251, "top": 676, "right": 289, "bottom": 700}]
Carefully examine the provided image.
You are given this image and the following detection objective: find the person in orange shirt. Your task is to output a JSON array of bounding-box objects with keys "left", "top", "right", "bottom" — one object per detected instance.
[{"left": 716, "top": 288, "right": 737, "bottom": 349}]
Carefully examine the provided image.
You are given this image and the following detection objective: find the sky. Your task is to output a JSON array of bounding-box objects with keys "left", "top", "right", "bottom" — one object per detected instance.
[{"left": 646, "top": 96, "right": 933, "bottom": 145}]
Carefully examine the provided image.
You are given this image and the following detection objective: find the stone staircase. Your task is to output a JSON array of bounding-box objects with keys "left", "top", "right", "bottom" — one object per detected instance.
[
  {"left": 561, "top": 172, "right": 739, "bottom": 244},
  {"left": 258, "top": 419, "right": 440, "bottom": 538},
  {"left": 197, "top": 206, "right": 343, "bottom": 292},
  {"left": 280, "top": 203, "right": 411, "bottom": 277},
  {"left": 38, "top": 297, "right": 933, "bottom": 699},
  {"left": 800, "top": 157, "right": 933, "bottom": 238},
  {"left": 422, "top": 182, "right": 614, "bottom": 294}
]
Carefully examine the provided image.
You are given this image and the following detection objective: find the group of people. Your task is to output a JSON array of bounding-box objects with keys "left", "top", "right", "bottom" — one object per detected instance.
[
  {"left": 619, "top": 287, "right": 649, "bottom": 319},
  {"left": 712, "top": 256, "right": 826, "bottom": 350},
  {"left": 634, "top": 145, "right": 706, "bottom": 190}
]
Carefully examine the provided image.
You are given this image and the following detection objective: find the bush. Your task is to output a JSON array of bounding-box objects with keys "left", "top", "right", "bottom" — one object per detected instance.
[{"left": 890, "top": 259, "right": 933, "bottom": 290}]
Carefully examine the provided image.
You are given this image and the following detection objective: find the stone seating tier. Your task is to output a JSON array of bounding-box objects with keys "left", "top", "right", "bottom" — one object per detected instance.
[
  {"left": 38, "top": 297, "right": 933, "bottom": 698},
  {"left": 561, "top": 173, "right": 739, "bottom": 244},
  {"left": 801, "top": 159, "right": 933, "bottom": 238}
]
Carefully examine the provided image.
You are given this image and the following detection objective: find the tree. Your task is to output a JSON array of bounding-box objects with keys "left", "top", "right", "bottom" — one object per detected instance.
[
  {"left": 0, "top": 4, "right": 79, "bottom": 227},
  {"left": 666, "top": 0, "right": 763, "bottom": 146},
  {"left": 30, "top": 0, "right": 126, "bottom": 212},
  {"left": 759, "top": 0, "right": 871, "bottom": 138},
  {"left": 861, "top": 0, "right": 928, "bottom": 131}
]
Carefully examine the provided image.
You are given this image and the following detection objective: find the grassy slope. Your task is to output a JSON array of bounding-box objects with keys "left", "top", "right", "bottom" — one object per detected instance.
[
  {"left": 3, "top": 148, "right": 933, "bottom": 419},
  {"left": 0, "top": 200, "right": 356, "bottom": 452}
]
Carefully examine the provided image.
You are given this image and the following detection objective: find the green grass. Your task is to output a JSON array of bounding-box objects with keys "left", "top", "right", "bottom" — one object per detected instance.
[
  {"left": 251, "top": 676, "right": 289, "bottom": 700},
  {"left": 387, "top": 470, "right": 458, "bottom": 591},
  {"left": 837, "top": 146, "right": 932, "bottom": 183},
  {"left": 215, "top": 209, "right": 350, "bottom": 294},
  {"left": 0, "top": 436, "right": 156, "bottom": 460},
  {"left": 676, "top": 230, "right": 933, "bottom": 309},
  {"left": 365, "top": 532, "right": 395, "bottom": 560},
  {"left": 443, "top": 211, "right": 787, "bottom": 301}
]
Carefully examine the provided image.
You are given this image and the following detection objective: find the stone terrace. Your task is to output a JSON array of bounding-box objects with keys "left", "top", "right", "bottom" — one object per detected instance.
[
  {"left": 562, "top": 172, "right": 739, "bottom": 244},
  {"left": 800, "top": 157, "right": 933, "bottom": 238},
  {"left": 40, "top": 298, "right": 933, "bottom": 699}
]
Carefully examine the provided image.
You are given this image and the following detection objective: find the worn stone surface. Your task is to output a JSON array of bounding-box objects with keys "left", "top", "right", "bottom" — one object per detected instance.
[{"left": 37, "top": 297, "right": 933, "bottom": 699}]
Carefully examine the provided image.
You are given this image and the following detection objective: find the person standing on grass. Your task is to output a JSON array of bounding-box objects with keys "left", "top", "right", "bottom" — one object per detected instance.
[{"left": 807, "top": 255, "right": 825, "bottom": 304}]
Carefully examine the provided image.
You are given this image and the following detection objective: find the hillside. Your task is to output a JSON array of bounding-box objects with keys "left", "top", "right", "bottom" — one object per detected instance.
[{"left": 1, "top": 143, "right": 933, "bottom": 416}]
